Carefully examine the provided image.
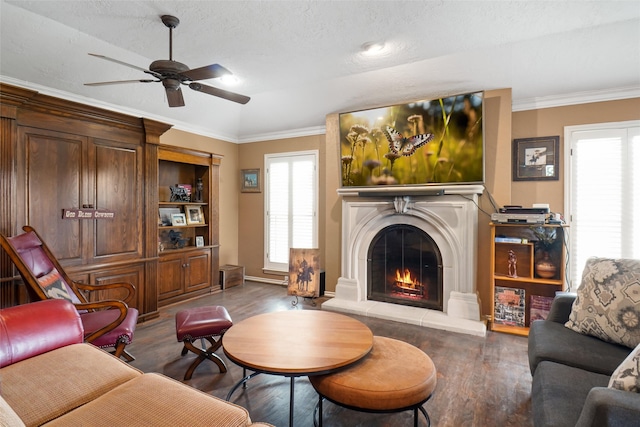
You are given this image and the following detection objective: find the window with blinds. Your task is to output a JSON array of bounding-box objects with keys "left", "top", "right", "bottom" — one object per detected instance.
[
  {"left": 264, "top": 151, "right": 318, "bottom": 271},
  {"left": 566, "top": 121, "right": 640, "bottom": 289}
]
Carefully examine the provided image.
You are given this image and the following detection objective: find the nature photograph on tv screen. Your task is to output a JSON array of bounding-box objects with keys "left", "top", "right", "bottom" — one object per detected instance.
[{"left": 339, "top": 91, "right": 484, "bottom": 187}]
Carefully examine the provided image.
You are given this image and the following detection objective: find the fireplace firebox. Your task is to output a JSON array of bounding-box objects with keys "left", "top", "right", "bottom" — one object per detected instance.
[{"left": 367, "top": 224, "right": 443, "bottom": 311}]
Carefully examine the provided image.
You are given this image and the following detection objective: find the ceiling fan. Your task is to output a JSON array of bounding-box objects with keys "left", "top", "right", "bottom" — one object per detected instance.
[{"left": 85, "top": 15, "right": 250, "bottom": 107}]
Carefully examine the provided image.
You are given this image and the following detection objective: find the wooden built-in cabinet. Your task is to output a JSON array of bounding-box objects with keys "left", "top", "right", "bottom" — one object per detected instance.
[
  {"left": 0, "top": 83, "right": 221, "bottom": 317},
  {"left": 158, "top": 249, "right": 211, "bottom": 303},
  {"left": 489, "top": 222, "right": 567, "bottom": 336}
]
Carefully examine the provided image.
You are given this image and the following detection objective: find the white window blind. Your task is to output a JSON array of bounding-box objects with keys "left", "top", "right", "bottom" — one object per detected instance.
[
  {"left": 566, "top": 122, "right": 640, "bottom": 289},
  {"left": 265, "top": 151, "right": 318, "bottom": 271}
]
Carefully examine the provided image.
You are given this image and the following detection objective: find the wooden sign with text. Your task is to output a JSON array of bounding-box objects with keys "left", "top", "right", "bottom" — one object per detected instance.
[{"left": 62, "top": 209, "right": 116, "bottom": 220}]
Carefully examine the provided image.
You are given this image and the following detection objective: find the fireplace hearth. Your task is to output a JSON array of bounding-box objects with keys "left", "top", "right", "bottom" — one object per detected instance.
[{"left": 322, "top": 185, "right": 487, "bottom": 337}]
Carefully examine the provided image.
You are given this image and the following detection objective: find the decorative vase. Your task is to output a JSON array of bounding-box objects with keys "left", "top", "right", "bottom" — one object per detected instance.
[
  {"left": 194, "top": 178, "right": 204, "bottom": 202},
  {"left": 535, "top": 253, "right": 557, "bottom": 279}
]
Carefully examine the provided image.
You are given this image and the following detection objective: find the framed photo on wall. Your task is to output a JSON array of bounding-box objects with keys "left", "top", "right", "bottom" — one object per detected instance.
[
  {"left": 512, "top": 136, "right": 559, "bottom": 181},
  {"left": 241, "top": 169, "right": 261, "bottom": 193}
]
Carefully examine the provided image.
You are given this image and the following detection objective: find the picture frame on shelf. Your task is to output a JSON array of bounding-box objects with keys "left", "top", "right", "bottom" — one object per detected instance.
[
  {"left": 512, "top": 136, "right": 559, "bottom": 181},
  {"left": 186, "top": 206, "right": 205, "bottom": 225},
  {"left": 195, "top": 236, "right": 205, "bottom": 247},
  {"left": 171, "top": 213, "right": 187, "bottom": 226},
  {"left": 159, "top": 207, "right": 181, "bottom": 226},
  {"left": 241, "top": 169, "right": 261, "bottom": 193}
]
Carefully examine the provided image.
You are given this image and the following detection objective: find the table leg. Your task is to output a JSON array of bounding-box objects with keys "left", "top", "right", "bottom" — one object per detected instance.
[
  {"left": 226, "top": 371, "right": 261, "bottom": 401},
  {"left": 289, "top": 377, "right": 295, "bottom": 427}
]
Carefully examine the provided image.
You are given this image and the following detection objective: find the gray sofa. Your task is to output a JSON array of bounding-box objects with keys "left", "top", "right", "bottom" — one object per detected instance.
[{"left": 528, "top": 293, "right": 640, "bottom": 427}]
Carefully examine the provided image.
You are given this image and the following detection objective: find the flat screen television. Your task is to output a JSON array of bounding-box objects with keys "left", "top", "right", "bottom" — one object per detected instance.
[{"left": 338, "top": 91, "right": 484, "bottom": 187}]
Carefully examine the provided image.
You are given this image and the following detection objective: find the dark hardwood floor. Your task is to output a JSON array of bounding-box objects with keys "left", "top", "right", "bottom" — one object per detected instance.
[{"left": 128, "top": 282, "right": 533, "bottom": 427}]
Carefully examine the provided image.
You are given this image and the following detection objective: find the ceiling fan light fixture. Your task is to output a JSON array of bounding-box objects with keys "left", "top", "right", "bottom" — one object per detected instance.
[
  {"left": 220, "top": 74, "right": 240, "bottom": 86},
  {"left": 360, "top": 41, "right": 386, "bottom": 56},
  {"left": 162, "top": 79, "right": 181, "bottom": 91}
]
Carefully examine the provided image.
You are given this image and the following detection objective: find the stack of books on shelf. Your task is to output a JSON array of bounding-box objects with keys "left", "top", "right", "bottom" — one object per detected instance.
[{"left": 494, "top": 236, "right": 528, "bottom": 244}]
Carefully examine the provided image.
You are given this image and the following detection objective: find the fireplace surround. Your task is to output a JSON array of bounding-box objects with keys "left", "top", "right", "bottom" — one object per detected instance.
[{"left": 322, "top": 184, "right": 487, "bottom": 336}]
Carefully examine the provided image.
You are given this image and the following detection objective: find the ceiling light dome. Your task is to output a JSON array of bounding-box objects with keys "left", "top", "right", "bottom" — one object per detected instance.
[{"left": 360, "top": 41, "right": 386, "bottom": 56}]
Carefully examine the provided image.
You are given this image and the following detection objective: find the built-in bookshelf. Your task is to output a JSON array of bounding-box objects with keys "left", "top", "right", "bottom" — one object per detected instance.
[
  {"left": 489, "top": 222, "right": 567, "bottom": 336},
  {"left": 156, "top": 146, "right": 221, "bottom": 306}
]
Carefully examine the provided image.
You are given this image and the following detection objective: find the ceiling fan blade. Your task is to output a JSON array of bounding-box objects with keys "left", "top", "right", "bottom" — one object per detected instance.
[
  {"left": 180, "top": 64, "right": 231, "bottom": 81},
  {"left": 189, "top": 82, "right": 250, "bottom": 105},
  {"left": 85, "top": 79, "right": 156, "bottom": 86},
  {"left": 88, "top": 53, "right": 149, "bottom": 73},
  {"left": 166, "top": 86, "right": 185, "bottom": 107}
]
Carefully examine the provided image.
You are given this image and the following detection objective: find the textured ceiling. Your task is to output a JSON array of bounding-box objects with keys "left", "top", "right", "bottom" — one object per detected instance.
[{"left": 1, "top": 1, "right": 639, "bottom": 142}]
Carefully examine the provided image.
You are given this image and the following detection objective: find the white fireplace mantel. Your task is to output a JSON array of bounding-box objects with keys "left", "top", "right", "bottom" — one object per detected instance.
[{"left": 322, "top": 184, "right": 487, "bottom": 336}]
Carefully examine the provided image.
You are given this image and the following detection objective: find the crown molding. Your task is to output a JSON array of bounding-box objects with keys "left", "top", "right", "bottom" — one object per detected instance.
[
  {"left": 3, "top": 76, "right": 637, "bottom": 142},
  {"left": 0, "top": 76, "right": 240, "bottom": 143},
  {"left": 512, "top": 86, "right": 640, "bottom": 112},
  {"left": 237, "top": 125, "right": 327, "bottom": 144}
]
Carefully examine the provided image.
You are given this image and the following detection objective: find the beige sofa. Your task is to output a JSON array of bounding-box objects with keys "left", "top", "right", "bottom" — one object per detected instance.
[{"left": 0, "top": 299, "right": 272, "bottom": 427}]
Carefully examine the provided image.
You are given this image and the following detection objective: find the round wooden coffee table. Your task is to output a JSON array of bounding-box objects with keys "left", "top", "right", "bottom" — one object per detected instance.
[{"left": 223, "top": 310, "right": 373, "bottom": 427}]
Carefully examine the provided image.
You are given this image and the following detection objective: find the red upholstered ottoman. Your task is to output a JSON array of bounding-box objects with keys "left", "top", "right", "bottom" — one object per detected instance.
[
  {"left": 309, "top": 336, "right": 437, "bottom": 427},
  {"left": 175, "top": 306, "right": 233, "bottom": 380}
]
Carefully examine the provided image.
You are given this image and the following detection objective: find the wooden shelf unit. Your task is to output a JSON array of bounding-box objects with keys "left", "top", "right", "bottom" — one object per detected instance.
[
  {"left": 157, "top": 147, "right": 221, "bottom": 306},
  {"left": 489, "top": 222, "right": 567, "bottom": 336}
]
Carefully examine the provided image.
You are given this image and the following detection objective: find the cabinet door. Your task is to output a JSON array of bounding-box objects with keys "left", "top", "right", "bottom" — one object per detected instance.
[
  {"left": 91, "top": 264, "right": 144, "bottom": 311},
  {"left": 19, "top": 127, "right": 86, "bottom": 266},
  {"left": 92, "top": 138, "right": 143, "bottom": 262},
  {"left": 185, "top": 249, "right": 211, "bottom": 293},
  {"left": 158, "top": 253, "right": 185, "bottom": 301},
  {"left": 18, "top": 128, "right": 143, "bottom": 267}
]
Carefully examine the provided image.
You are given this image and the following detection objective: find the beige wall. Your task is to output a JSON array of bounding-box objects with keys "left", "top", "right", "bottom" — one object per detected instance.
[
  {"left": 236, "top": 135, "right": 327, "bottom": 283},
  {"left": 477, "top": 89, "right": 513, "bottom": 316},
  {"left": 512, "top": 98, "right": 640, "bottom": 213},
  {"left": 161, "top": 96, "right": 640, "bottom": 318}
]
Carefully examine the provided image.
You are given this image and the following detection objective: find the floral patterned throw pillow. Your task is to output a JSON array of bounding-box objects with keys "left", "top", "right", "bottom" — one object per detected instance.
[
  {"left": 565, "top": 257, "right": 640, "bottom": 349},
  {"left": 608, "top": 343, "right": 640, "bottom": 392}
]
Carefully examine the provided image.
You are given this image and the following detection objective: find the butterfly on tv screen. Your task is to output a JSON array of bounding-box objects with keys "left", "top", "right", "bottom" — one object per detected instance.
[{"left": 383, "top": 126, "right": 434, "bottom": 156}]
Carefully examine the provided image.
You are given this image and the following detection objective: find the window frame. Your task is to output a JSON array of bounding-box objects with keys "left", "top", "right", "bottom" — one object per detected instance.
[
  {"left": 563, "top": 119, "right": 640, "bottom": 289},
  {"left": 263, "top": 150, "right": 319, "bottom": 272}
]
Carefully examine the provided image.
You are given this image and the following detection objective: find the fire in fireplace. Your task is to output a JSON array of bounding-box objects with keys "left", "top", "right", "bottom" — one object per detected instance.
[{"left": 367, "top": 224, "right": 443, "bottom": 311}]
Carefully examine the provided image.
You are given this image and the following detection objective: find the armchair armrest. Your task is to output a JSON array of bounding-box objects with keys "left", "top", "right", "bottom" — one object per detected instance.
[
  {"left": 73, "top": 299, "right": 130, "bottom": 343},
  {"left": 575, "top": 387, "right": 640, "bottom": 427},
  {"left": 0, "top": 299, "right": 83, "bottom": 368},
  {"left": 546, "top": 292, "right": 577, "bottom": 323}
]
